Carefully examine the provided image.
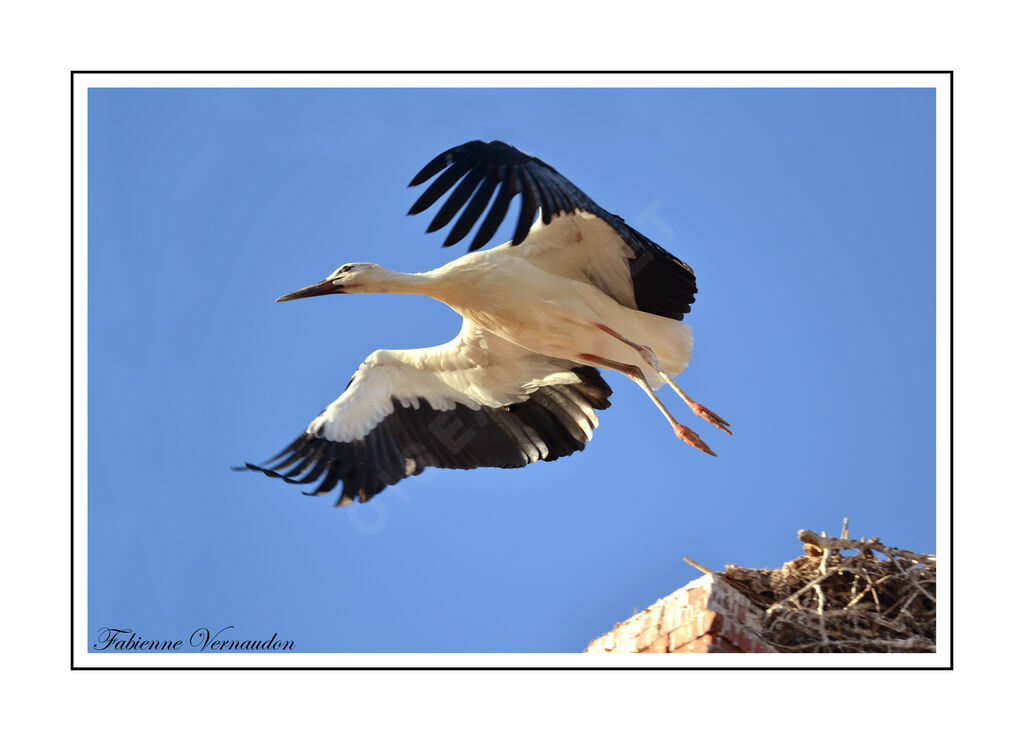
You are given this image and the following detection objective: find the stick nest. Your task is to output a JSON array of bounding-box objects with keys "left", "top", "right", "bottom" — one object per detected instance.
[{"left": 715, "top": 526, "right": 936, "bottom": 653}]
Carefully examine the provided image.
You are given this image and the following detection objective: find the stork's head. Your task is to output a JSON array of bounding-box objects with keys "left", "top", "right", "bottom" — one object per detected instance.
[{"left": 276, "top": 263, "right": 388, "bottom": 302}]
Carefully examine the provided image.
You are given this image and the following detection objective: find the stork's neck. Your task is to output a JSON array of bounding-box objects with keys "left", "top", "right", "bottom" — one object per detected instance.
[
  {"left": 367, "top": 267, "right": 453, "bottom": 300},
  {"left": 362, "top": 258, "right": 483, "bottom": 309}
]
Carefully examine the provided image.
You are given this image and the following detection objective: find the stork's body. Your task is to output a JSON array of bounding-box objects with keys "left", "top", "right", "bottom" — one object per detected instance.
[
  {"left": 369, "top": 217, "right": 693, "bottom": 385},
  {"left": 241, "top": 140, "right": 730, "bottom": 507}
]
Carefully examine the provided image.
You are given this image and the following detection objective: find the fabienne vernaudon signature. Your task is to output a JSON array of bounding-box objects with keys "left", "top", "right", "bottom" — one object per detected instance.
[{"left": 93, "top": 626, "right": 295, "bottom": 652}]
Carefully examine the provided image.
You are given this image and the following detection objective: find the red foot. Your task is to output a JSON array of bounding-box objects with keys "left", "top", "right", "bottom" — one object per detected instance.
[
  {"left": 675, "top": 424, "right": 717, "bottom": 457},
  {"left": 693, "top": 404, "right": 732, "bottom": 435}
]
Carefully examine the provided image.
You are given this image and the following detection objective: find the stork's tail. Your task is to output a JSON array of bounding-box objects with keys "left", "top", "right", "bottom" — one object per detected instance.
[{"left": 613, "top": 312, "right": 692, "bottom": 388}]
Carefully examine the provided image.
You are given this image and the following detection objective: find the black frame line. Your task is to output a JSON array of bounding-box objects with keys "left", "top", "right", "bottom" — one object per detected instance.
[{"left": 71, "top": 69, "right": 953, "bottom": 671}]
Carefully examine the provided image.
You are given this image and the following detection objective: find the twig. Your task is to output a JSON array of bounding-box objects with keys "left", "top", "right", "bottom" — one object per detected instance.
[
  {"left": 683, "top": 556, "right": 715, "bottom": 576},
  {"left": 797, "top": 530, "right": 936, "bottom": 564},
  {"left": 767, "top": 567, "right": 841, "bottom": 613},
  {"left": 814, "top": 540, "right": 830, "bottom": 643}
]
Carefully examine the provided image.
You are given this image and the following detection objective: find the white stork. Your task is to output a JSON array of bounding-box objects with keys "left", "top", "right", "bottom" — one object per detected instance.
[{"left": 241, "top": 140, "right": 730, "bottom": 506}]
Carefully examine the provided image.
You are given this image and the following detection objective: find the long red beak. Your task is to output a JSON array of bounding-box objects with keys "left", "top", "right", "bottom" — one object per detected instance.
[{"left": 276, "top": 279, "right": 344, "bottom": 303}]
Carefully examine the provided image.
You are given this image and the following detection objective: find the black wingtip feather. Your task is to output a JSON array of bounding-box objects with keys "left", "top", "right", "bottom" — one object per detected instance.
[
  {"left": 469, "top": 178, "right": 513, "bottom": 252},
  {"left": 444, "top": 168, "right": 496, "bottom": 247},
  {"left": 407, "top": 149, "right": 457, "bottom": 188}
]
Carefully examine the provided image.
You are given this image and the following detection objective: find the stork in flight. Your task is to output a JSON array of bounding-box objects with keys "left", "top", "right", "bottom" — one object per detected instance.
[{"left": 241, "top": 140, "right": 730, "bottom": 506}]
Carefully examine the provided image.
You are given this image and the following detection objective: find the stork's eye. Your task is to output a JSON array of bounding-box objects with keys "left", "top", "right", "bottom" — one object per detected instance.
[{"left": 340, "top": 265, "right": 352, "bottom": 273}]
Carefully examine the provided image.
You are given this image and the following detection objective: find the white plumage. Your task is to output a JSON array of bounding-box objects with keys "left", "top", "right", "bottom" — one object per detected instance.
[{"left": 241, "top": 141, "right": 729, "bottom": 507}]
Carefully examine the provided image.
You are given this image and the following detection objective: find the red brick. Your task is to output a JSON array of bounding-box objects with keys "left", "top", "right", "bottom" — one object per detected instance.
[
  {"left": 699, "top": 610, "right": 724, "bottom": 635},
  {"left": 659, "top": 606, "right": 683, "bottom": 632},
  {"left": 584, "top": 574, "right": 777, "bottom": 654},
  {"left": 634, "top": 623, "right": 664, "bottom": 652},
  {"left": 672, "top": 633, "right": 714, "bottom": 653},
  {"left": 719, "top": 626, "right": 749, "bottom": 653},
  {"left": 668, "top": 623, "right": 699, "bottom": 651},
  {"left": 648, "top": 634, "right": 669, "bottom": 653},
  {"left": 639, "top": 606, "right": 664, "bottom": 636},
  {"left": 713, "top": 634, "right": 744, "bottom": 653}
]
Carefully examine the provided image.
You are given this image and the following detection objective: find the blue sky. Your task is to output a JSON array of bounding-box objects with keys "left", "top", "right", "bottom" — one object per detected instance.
[{"left": 87, "top": 86, "right": 936, "bottom": 653}]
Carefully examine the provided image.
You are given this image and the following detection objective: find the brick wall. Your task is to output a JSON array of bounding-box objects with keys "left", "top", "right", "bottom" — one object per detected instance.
[{"left": 584, "top": 574, "right": 775, "bottom": 653}]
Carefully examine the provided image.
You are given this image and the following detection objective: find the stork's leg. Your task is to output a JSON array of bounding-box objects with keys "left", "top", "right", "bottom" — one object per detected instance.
[
  {"left": 594, "top": 324, "right": 731, "bottom": 435},
  {"left": 577, "top": 353, "right": 716, "bottom": 457}
]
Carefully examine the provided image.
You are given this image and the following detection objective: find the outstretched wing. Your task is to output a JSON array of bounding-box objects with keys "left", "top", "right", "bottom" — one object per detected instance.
[
  {"left": 241, "top": 320, "right": 613, "bottom": 506},
  {"left": 407, "top": 139, "right": 697, "bottom": 320}
]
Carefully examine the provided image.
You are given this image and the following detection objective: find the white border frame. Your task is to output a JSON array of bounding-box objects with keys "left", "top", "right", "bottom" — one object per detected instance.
[{"left": 72, "top": 71, "right": 951, "bottom": 669}]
